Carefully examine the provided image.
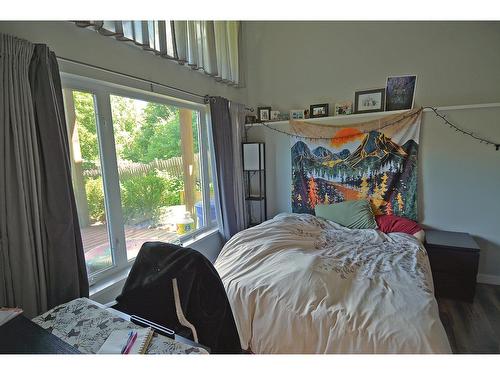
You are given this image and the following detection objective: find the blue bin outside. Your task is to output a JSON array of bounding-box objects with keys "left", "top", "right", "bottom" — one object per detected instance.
[{"left": 195, "top": 200, "right": 216, "bottom": 227}]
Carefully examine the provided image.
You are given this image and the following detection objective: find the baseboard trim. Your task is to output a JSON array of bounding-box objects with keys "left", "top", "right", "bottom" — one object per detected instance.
[{"left": 477, "top": 273, "right": 500, "bottom": 285}]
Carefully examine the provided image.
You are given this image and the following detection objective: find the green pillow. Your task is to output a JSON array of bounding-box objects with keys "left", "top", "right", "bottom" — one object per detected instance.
[{"left": 315, "top": 200, "right": 378, "bottom": 230}]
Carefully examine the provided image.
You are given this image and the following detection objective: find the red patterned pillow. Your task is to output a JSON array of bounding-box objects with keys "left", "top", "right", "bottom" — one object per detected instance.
[{"left": 375, "top": 214, "right": 422, "bottom": 235}]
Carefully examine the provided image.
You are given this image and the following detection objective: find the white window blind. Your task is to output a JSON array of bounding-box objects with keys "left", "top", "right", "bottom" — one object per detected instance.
[{"left": 75, "top": 21, "right": 241, "bottom": 86}]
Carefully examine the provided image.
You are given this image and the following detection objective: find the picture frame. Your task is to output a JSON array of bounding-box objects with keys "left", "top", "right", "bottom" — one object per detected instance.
[
  {"left": 334, "top": 101, "right": 353, "bottom": 116},
  {"left": 385, "top": 75, "right": 417, "bottom": 111},
  {"left": 310, "top": 103, "right": 329, "bottom": 118},
  {"left": 245, "top": 115, "right": 257, "bottom": 124},
  {"left": 289, "top": 109, "right": 305, "bottom": 120},
  {"left": 354, "top": 88, "right": 386, "bottom": 114},
  {"left": 270, "top": 110, "right": 281, "bottom": 121},
  {"left": 257, "top": 107, "right": 271, "bottom": 122},
  {"left": 280, "top": 112, "right": 290, "bottom": 121}
]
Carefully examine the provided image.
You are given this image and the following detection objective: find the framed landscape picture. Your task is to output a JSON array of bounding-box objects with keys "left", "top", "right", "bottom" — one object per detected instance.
[
  {"left": 354, "top": 88, "right": 386, "bottom": 114},
  {"left": 385, "top": 75, "right": 417, "bottom": 111}
]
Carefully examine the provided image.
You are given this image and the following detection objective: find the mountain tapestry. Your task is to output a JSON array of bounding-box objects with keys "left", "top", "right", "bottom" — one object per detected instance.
[{"left": 291, "top": 108, "right": 422, "bottom": 220}]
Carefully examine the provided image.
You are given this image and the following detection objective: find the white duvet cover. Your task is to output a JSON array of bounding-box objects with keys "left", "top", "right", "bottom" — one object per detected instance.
[{"left": 214, "top": 213, "right": 451, "bottom": 353}]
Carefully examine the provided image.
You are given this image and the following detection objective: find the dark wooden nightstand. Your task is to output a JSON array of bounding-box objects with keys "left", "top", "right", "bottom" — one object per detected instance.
[{"left": 424, "top": 229, "right": 480, "bottom": 302}]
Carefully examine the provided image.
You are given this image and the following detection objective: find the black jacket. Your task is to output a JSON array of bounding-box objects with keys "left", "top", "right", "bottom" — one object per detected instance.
[{"left": 114, "top": 242, "right": 241, "bottom": 354}]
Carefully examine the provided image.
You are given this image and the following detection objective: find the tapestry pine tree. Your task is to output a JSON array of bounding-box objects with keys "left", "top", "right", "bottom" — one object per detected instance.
[
  {"left": 397, "top": 192, "right": 404, "bottom": 213},
  {"left": 380, "top": 172, "right": 388, "bottom": 197},
  {"left": 308, "top": 177, "right": 319, "bottom": 209},
  {"left": 324, "top": 193, "right": 330, "bottom": 205},
  {"left": 358, "top": 176, "right": 369, "bottom": 199},
  {"left": 385, "top": 200, "right": 393, "bottom": 215}
]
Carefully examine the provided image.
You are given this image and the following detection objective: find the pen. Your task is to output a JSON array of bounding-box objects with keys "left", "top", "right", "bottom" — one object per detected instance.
[
  {"left": 124, "top": 332, "right": 138, "bottom": 354},
  {"left": 121, "top": 331, "right": 134, "bottom": 354}
]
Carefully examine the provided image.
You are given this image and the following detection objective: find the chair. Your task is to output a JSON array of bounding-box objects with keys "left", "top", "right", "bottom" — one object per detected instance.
[{"left": 113, "top": 242, "right": 242, "bottom": 354}]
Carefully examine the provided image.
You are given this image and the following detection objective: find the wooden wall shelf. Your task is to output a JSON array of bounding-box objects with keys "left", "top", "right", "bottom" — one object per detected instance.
[
  {"left": 245, "top": 102, "right": 500, "bottom": 128},
  {"left": 245, "top": 109, "right": 407, "bottom": 128}
]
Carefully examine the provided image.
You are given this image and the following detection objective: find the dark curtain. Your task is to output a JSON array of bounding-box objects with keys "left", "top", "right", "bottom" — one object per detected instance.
[
  {"left": 209, "top": 97, "right": 239, "bottom": 240},
  {"left": 0, "top": 34, "right": 88, "bottom": 317},
  {"left": 29, "top": 44, "right": 89, "bottom": 308}
]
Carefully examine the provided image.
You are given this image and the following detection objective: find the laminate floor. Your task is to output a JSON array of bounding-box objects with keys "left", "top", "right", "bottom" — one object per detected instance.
[{"left": 438, "top": 283, "right": 500, "bottom": 353}]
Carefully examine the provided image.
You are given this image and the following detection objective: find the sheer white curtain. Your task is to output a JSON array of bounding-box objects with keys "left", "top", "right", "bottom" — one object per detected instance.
[{"left": 75, "top": 21, "right": 241, "bottom": 85}]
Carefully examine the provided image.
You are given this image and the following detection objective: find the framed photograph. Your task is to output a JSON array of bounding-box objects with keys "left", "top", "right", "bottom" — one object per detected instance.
[
  {"left": 385, "top": 75, "right": 417, "bottom": 111},
  {"left": 257, "top": 107, "right": 271, "bottom": 122},
  {"left": 334, "top": 101, "right": 353, "bottom": 116},
  {"left": 270, "top": 110, "right": 281, "bottom": 121},
  {"left": 354, "top": 88, "right": 386, "bottom": 114},
  {"left": 280, "top": 112, "right": 290, "bottom": 121},
  {"left": 289, "top": 109, "right": 305, "bottom": 120},
  {"left": 310, "top": 103, "right": 329, "bottom": 118},
  {"left": 245, "top": 115, "right": 256, "bottom": 124}
]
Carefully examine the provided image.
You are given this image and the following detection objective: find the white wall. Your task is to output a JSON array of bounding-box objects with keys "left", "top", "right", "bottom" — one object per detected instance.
[{"left": 243, "top": 21, "right": 500, "bottom": 280}]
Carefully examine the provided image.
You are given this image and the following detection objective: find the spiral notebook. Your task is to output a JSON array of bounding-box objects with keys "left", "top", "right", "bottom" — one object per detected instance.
[{"left": 98, "top": 327, "right": 154, "bottom": 354}]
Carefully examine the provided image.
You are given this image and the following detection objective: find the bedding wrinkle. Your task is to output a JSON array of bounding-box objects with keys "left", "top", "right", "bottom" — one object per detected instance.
[{"left": 215, "top": 213, "right": 451, "bottom": 353}]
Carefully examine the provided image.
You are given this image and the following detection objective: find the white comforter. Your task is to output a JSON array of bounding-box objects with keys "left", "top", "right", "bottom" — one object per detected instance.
[{"left": 214, "top": 213, "right": 451, "bottom": 354}]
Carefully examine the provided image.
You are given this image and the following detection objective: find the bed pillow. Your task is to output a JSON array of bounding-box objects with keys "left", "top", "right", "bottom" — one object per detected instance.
[
  {"left": 375, "top": 214, "right": 424, "bottom": 241},
  {"left": 315, "top": 200, "right": 377, "bottom": 229}
]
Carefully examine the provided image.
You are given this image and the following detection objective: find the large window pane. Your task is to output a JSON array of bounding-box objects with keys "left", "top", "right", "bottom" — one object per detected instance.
[
  {"left": 64, "top": 90, "right": 113, "bottom": 275},
  {"left": 109, "top": 95, "right": 204, "bottom": 260}
]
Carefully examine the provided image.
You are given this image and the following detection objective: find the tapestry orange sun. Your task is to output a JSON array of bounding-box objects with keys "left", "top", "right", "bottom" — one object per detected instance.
[{"left": 330, "top": 128, "right": 363, "bottom": 148}]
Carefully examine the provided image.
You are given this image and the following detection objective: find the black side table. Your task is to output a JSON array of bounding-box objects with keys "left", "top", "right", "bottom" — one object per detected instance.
[{"left": 425, "top": 229, "right": 480, "bottom": 302}]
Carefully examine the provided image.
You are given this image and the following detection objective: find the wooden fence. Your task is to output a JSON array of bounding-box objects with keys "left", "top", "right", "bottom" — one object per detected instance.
[{"left": 83, "top": 153, "right": 201, "bottom": 180}]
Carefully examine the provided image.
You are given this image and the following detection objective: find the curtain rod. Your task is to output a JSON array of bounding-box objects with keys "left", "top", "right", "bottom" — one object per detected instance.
[
  {"left": 57, "top": 56, "right": 255, "bottom": 112},
  {"left": 57, "top": 55, "right": 207, "bottom": 100}
]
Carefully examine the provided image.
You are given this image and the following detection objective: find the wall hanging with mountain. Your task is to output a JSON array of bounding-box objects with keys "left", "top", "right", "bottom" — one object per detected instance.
[{"left": 291, "top": 110, "right": 422, "bottom": 220}]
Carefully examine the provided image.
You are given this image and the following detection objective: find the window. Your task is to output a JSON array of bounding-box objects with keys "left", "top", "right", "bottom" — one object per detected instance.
[{"left": 62, "top": 75, "right": 218, "bottom": 284}]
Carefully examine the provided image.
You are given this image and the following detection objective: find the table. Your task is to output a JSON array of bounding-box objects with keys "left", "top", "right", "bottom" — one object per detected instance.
[{"left": 1, "top": 298, "right": 209, "bottom": 354}]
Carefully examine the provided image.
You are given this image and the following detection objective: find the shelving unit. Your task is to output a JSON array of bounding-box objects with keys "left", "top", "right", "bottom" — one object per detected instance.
[{"left": 242, "top": 142, "right": 266, "bottom": 227}]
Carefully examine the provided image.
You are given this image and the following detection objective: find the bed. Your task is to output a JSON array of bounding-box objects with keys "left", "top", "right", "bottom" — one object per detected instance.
[{"left": 214, "top": 213, "right": 451, "bottom": 354}]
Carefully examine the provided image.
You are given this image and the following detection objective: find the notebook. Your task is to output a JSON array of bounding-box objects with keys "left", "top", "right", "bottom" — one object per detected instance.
[
  {"left": 0, "top": 307, "right": 23, "bottom": 326},
  {"left": 98, "top": 327, "right": 154, "bottom": 354}
]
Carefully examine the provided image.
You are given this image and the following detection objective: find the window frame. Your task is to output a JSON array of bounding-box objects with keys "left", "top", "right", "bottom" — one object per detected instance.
[{"left": 61, "top": 72, "right": 220, "bottom": 286}]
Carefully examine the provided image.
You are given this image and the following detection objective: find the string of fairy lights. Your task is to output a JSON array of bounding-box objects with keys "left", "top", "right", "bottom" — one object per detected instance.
[
  {"left": 423, "top": 107, "right": 500, "bottom": 151},
  {"left": 247, "top": 106, "right": 500, "bottom": 151}
]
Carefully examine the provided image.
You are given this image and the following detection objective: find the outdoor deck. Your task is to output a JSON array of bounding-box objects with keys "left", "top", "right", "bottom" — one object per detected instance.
[
  {"left": 81, "top": 224, "right": 180, "bottom": 262},
  {"left": 79, "top": 205, "right": 198, "bottom": 274}
]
